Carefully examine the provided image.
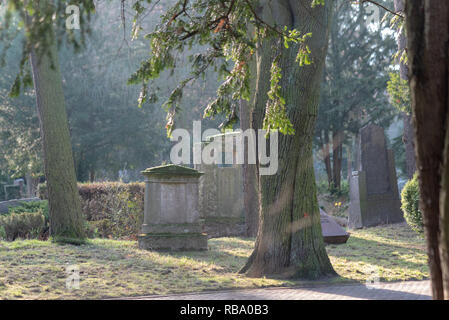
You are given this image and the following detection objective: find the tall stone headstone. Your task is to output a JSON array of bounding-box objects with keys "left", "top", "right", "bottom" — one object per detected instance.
[
  {"left": 194, "top": 132, "right": 246, "bottom": 238},
  {"left": 138, "top": 164, "right": 208, "bottom": 251},
  {"left": 349, "top": 124, "right": 404, "bottom": 228}
]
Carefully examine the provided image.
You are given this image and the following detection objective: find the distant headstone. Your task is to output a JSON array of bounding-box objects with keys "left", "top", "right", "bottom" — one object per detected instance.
[
  {"left": 4, "top": 185, "right": 21, "bottom": 201},
  {"left": 320, "top": 209, "right": 350, "bottom": 244},
  {"left": 138, "top": 164, "right": 208, "bottom": 251},
  {"left": 349, "top": 124, "right": 404, "bottom": 228}
]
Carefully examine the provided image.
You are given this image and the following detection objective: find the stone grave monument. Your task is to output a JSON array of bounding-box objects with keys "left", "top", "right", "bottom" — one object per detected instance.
[
  {"left": 349, "top": 124, "right": 404, "bottom": 228},
  {"left": 320, "top": 209, "right": 350, "bottom": 244},
  {"left": 194, "top": 132, "right": 246, "bottom": 237},
  {"left": 138, "top": 164, "right": 208, "bottom": 251}
]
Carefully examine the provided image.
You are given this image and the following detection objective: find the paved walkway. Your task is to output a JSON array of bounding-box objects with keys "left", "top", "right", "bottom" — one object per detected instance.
[{"left": 130, "top": 280, "right": 431, "bottom": 300}]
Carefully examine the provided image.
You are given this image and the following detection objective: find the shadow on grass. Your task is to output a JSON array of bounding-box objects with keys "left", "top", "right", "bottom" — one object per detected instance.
[{"left": 328, "top": 235, "right": 428, "bottom": 272}]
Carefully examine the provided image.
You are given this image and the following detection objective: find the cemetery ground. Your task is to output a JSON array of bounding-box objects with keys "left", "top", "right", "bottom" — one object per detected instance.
[{"left": 0, "top": 223, "right": 428, "bottom": 299}]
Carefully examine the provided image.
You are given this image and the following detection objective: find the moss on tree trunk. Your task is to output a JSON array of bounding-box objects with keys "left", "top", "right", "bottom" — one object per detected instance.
[
  {"left": 241, "top": 0, "right": 335, "bottom": 279},
  {"left": 29, "top": 22, "right": 86, "bottom": 242}
]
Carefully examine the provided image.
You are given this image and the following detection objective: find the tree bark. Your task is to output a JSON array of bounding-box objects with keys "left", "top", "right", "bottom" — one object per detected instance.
[
  {"left": 403, "top": 113, "right": 416, "bottom": 178},
  {"left": 322, "top": 130, "right": 332, "bottom": 187},
  {"left": 241, "top": 0, "right": 335, "bottom": 278},
  {"left": 29, "top": 21, "right": 86, "bottom": 241},
  {"left": 405, "top": 0, "right": 448, "bottom": 299},
  {"left": 394, "top": 0, "right": 416, "bottom": 179},
  {"left": 440, "top": 112, "right": 449, "bottom": 300},
  {"left": 331, "top": 130, "right": 343, "bottom": 190},
  {"left": 240, "top": 98, "right": 259, "bottom": 237}
]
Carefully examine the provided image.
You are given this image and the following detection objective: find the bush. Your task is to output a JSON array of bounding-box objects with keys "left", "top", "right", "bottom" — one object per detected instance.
[
  {"left": 79, "top": 182, "right": 144, "bottom": 239},
  {"left": 8, "top": 200, "right": 49, "bottom": 223},
  {"left": 38, "top": 182, "right": 145, "bottom": 239},
  {"left": 0, "top": 212, "right": 45, "bottom": 241},
  {"left": 401, "top": 173, "right": 423, "bottom": 233}
]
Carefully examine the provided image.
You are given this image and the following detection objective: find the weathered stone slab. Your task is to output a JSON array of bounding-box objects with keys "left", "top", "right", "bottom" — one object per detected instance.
[
  {"left": 320, "top": 209, "right": 350, "bottom": 244},
  {"left": 195, "top": 133, "right": 245, "bottom": 238},
  {"left": 349, "top": 124, "right": 404, "bottom": 228},
  {"left": 138, "top": 164, "right": 208, "bottom": 251},
  {"left": 0, "top": 197, "right": 41, "bottom": 214}
]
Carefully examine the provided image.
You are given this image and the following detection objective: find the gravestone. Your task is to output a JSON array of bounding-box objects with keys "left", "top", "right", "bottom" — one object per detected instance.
[
  {"left": 194, "top": 132, "right": 246, "bottom": 238},
  {"left": 349, "top": 124, "right": 403, "bottom": 228},
  {"left": 138, "top": 164, "right": 208, "bottom": 251},
  {"left": 4, "top": 185, "right": 21, "bottom": 201},
  {"left": 320, "top": 209, "right": 350, "bottom": 244}
]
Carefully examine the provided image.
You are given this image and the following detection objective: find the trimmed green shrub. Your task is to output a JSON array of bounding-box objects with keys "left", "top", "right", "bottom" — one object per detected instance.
[
  {"left": 0, "top": 212, "right": 45, "bottom": 241},
  {"left": 401, "top": 173, "right": 423, "bottom": 233},
  {"left": 8, "top": 200, "right": 49, "bottom": 223}
]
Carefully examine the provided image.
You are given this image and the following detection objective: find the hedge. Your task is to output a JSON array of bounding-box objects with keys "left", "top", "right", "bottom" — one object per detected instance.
[{"left": 38, "top": 182, "right": 145, "bottom": 239}]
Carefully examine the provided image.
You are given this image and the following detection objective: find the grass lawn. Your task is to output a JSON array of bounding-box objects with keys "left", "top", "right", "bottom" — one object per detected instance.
[{"left": 0, "top": 223, "right": 428, "bottom": 299}]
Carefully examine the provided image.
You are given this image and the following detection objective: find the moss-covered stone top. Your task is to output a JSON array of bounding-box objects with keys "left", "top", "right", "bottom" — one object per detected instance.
[{"left": 141, "top": 164, "right": 203, "bottom": 177}]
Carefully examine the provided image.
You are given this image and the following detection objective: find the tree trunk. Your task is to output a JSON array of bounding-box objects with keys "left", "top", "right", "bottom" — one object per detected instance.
[
  {"left": 403, "top": 113, "right": 416, "bottom": 178},
  {"left": 25, "top": 172, "right": 39, "bottom": 198},
  {"left": 240, "top": 98, "right": 259, "bottom": 237},
  {"left": 346, "top": 143, "right": 352, "bottom": 182},
  {"left": 322, "top": 130, "right": 332, "bottom": 187},
  {"left": 405, "top": 0, "right": 448, "bottom": 299},
  {"left": 89, "top": 169, "right": 95, "bottom": 183},
  {"left": 440, "top": 112, "right": 449, "bottom": 300},
  {"left": 241, "top": 0, "right": 335, "bottom": 278},
  {"left": 395, "top": 0, "right": 416, "bottom": 180},
  {"left": 331, "top": 130, "right": 343, "bottom": 190},
  {"left": 29, "top": 22, "right": 86, "bottom": 242}
]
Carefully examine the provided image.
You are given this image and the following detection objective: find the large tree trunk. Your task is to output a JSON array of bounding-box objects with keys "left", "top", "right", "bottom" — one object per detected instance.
[
  {"left": 240, "top": 98, "right": 259, "bottom": 237},
  {"left": 394, "top": 0, "right": 416, "bottom": 179},
  {"left": 405, "top": 0, "right": 448, "bottom": 299},
  {"left": 241, "top": 0, "right": 335, "bottom": 278},
  {"left": 29, "top": 22, "right": 86, "bottom": 242}
]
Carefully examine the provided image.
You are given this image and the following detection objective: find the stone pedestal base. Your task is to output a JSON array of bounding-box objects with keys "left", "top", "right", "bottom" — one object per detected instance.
[{"left": 138, "top": 233, "right": 208, "bottom": 251}]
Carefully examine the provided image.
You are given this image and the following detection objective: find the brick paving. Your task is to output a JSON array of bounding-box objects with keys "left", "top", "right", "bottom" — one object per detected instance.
[{"left": 129, "top": 280, "right": 431, "bottom": 300}]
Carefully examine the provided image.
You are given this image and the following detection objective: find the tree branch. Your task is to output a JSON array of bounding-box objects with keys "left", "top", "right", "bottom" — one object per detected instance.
[{"left": 360, "top": 0, "right": 404, "bottom": 18}]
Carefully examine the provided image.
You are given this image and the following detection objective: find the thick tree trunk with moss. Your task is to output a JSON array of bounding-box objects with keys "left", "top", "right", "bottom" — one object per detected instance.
[
  {"left": 29, "top": 26, "right": 86, "bottom": 242},
  {"left": 240, "top": 99, "right": 260, "bottom": 237},
  {"left": 241, "top": 0, "right": 335, "bottom": 278},
  {"left": 405, "top": 0, "right": 448, "bottom": 299}
]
